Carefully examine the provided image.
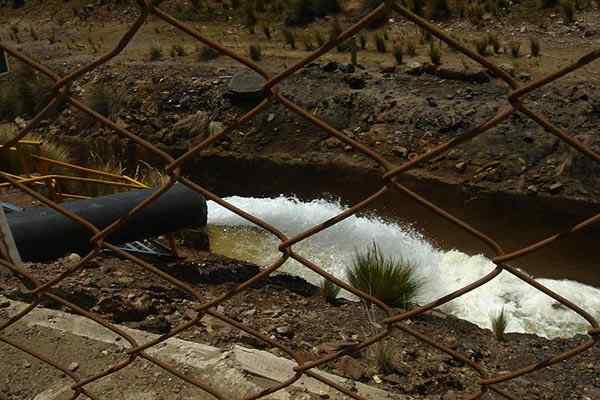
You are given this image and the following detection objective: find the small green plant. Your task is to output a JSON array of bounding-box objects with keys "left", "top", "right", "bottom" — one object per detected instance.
[
  {"left": 350, "top": 40, "right": 358, "bottom": 65},
  {"left": 475, "top": 37, "right": 489, "bottom": 56},
  {"left": 249, "top": 44, "right": 262, "bottom": 61},
  {"left": 282, "top": 28, "right": 296, "bottom": 49},
  {"left": 374, "top": 33, "right": 386, "bottom": 53},
  {"left": 487, "top": 33, "right": 501, "bottom": 54},
  {"left": 420, "top": 28, "right": 432, "bottom": 44},
  {"left": 406, "top": 39, "right": 417, "bottom": 56},
  {"left": 346, "top": 242, "right": 421, "bottom": 308},
  {"left": 262, "top": 24, "right": 272, "bottom": 40},
  {"left": 393, "top": 45, "right": 403, "bottom": 64},
  {"left": 149, "top": 43, "right": 163, "bottom": 61},
  {"left": 320, "top": 279, "right": 341, "bottom": 304},
  {"left": 509, "top": 40, "right": 521, "bottom": 58},
  {"left": 560, "top": 0, "right": 575, "bottom": 24},
  {"left": 198, "top": 45, "right": 220, "bottom": 61},
  {"left": 529, "top": 36, "right": 540, "bottom": 57},
  {"left": 383, "top": 30, "right": 389, "bottom": 41},
  {"left": 358, "top": 33, "right": 367, "bottom": 50},
  {"left": 315, "top": 30, "right": 325, "bottom": 47},
  {"left": 429, "top": 42, "right": 441, "bottom": 65},
  {"left": 245, "top": 6, "right": 258, "bottom": 32},
  {"left": 490, "top": 307, "right": 509, "bottom": 341},
  {"left": 87, "top": 84, "right": 119, "bottom": 119},
  {"left": 171, "top": 44, "right": 186, "bottom": 57}
]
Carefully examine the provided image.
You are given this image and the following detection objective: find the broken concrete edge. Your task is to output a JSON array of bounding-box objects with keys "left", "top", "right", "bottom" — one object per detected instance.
[{"left": 0, "top": 297, "right": 407, "bottom": 400}]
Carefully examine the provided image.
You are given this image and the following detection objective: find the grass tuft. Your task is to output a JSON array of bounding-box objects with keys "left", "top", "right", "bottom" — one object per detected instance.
[
  {"left": 320, "top": 279, "right": 341, "bottom": 304},
  {"left": 375, "top": 33, "right": 387, "bottom": 53},
  {"left": 529, "top": 36, "right": 541, "bottom": 57},
  {"left": 346, "top": 242, "right": 421, "bottom": 308},
  {"left": 249, "top": 44, "right": 262, "bottom": 61},
  {"left": 560, "top": 0, "right": 575, "bottom": 24},
  {"left": 393, "top": 44, "right": 403, "bottom": 64},
  {"left": 490, "top": 307, "right": 509, "bottom": 341},
  {"left": 198, "top": 45, "right": 220, "bottom": 61},
  {"left": 149, "top": 43, "right": 163, "bottom": 61},
  {"left": 429, "top": 42, "right": 442, "bottom": 65}
]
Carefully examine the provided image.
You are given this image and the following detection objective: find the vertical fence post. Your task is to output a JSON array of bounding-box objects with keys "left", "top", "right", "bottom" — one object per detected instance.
[{"left": 0, "top": 207, "right": 21, "bottom": 266}]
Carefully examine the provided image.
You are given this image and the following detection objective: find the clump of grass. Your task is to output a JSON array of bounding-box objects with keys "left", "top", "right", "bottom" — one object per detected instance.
[
  {"left": 475, "top": 37, "right": 489, "bottom": 56},
  {"left": 320, "top": 279, "right": 341, "bottom": 304},
  {"left": 509, "top": 40, "right": 521, "bottom": 58},
  {"left": 429, "top": 42, "right": 442, "bottom": 65},
  {"left": 346, "top": 242, "right": 421, "bottom": 308},
  {"left": 282, "top": 28, "right": 296, "bottom": 49},
  {"left": 0, "top": 63, "right": 54, "bottom": 121},
  {"left": 529, "top": 37, "right": 540, "bottom": 57},
  {"left": 149, "top": 43, "right": 163, "bottom": 61},
  {"left": 560, "top": 0, "right": 575, "bottom": 24},
  {"left": 393, "top": 45, "right": 403, "bottom": 64},
  {"left": 420, "top": 28, "right": 432, "bottom": 44},
  {"left": 262, "top": 24, "right": 272, "bottom": 40},
  {"left": 198, "top": 45, "right": 220, "bottom": 61},
  {"left": 487, "top": 33, "right": 501, "bottom": 54},
  {"left": 303, "top": 34, "right": 316, "bottom": 51},
  {"left": 468, "top": 3, "right": 484, "bottom": 26},
  {"left": 372, "top": 342, "right": 394, "bottom": 374},
  {"left": 374, "top": 33, "right": 387, "bottom": 53},
  {"left": 170, "top": 44, "right": 186, "bottom": 57},
  {"left": 286, "top": 0, "right": 341, "bottom": 26},
  {"left": 490, "top": 307, "right": 509, "bottom": 341},
  {"left": 358, "top": 33, "right": 367, "bottom": 50},
  {"left": 429, "top": 0, "right": 450, "bottom": 20},
  {"left": 315, "top": 30, "right": 325, "bottom": 47},
  {"left": 244, "top": 6, "right": 258, "bottom": 33},
  {"left": 484, "top": 0, "right": 499, "bottom": 15},
  {"left": 406, "top": 39, "right": 417, "bottom": 56},
  {"left": 249, "top": 44, "right": 262, "bottom": 61}
]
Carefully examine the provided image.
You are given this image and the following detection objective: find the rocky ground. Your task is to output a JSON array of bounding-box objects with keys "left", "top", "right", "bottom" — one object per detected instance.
[{"left": 1, "top": 251, "right": 599, "bottom": 400}]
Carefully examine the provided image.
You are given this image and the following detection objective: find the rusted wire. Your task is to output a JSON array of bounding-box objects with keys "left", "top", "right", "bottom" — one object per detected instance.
[{"left": 0, "top": 1, "right": 599, "bottom": 399}]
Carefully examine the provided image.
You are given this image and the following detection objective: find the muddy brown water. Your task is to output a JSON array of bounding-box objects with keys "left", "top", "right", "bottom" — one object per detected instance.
[{"left": 189, "top": 155, "right": 600, "bottom": 288}]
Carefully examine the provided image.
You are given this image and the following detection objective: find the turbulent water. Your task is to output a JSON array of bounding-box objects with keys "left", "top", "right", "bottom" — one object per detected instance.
[{"left": 207, "top": 196, "right": 600, "bottom": 339}]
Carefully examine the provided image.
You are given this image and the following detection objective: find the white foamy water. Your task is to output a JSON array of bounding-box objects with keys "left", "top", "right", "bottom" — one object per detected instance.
[{"left": 207, "top": 196, "right": 600, "bottom": 339}]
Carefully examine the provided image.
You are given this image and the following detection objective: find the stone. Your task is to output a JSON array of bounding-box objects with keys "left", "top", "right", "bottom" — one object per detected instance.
[
  {"left": 0, "top": 300, "right": 10, "bottom": 308},
  {"left": 66, "top": 253, "right": 81, "bottom": 264},
  {"left": 322, "top": 137, "right": 341, "bottom": 150},
  {"left": 392, "top": 146, "right": 409, "bottom": 158},
  {"left": 498, "top": 63, "right": 516, "bottom": 76},
  {"left": 68, "top": 362, "right": 79, "bottom": 372},
  {"left": 228, "top": 70, "right": 266, "bottom": 101},
  {"left": 344, "top": 76, "right": 366, "bottom": 90},
  {"left": 455, "top": 161, "right": 467, "bottom": 172},
  {"left": 336, "top": 355, "right": 366, "bottom": 380},
  {"left": 275, "top": 326, "right": 293, "bottom": 337},
  {"left": 380, "top": 65, "right": 396, "bottom": 74},
  {"left": 549, "top": 182, "right": 564, "bottom": 193},
  {"left": 338, "top": 63, "right": 355, "bottom": 73},
  {"left": 322, "top": 61, "right": 338, "bottom": 72},
  {"left": 517, "top": 72, "right": 532, "bottom": 81}
]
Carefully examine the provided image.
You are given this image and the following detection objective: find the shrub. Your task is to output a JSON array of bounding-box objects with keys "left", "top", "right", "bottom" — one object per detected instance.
[
  {"left": 487, "top": 33, "right": 501, "bottom": 54},
  {"left": 320, "top": 279, "right": 340, "bottom": 304},
  {"left": 149, "top": 43, "right": 163, "bottom": 61},
  {"left": 171, "top": 44, "right": 186, "bottom": 57},
  {"left": 490, "top": 307, "right": 509, "bottom": 341},
  {"left": 529, "top": 36, "right": 540, "bottom": 57},
  {"left": 249, "top": 44, "right": 262, "bottom": 61},
  {"left": 283, "top": 28, "right": 297, "bottom": 49},
  {"left": 509, "top": 40, "right": 521, "bottom": 58},
  {"left": 560, "top": 0, "right": 575, "bottom": 23},
  {"left": 475, "top": 37, "right": 489, "bottom": 56},
  {"left": 484, "top": 0, "right": 499, "bottom": 15},
  {"left": 406, "top": 39, "right": 417, "bottom": 56},
  {"left": 374, "top": 33, "right": 386, "bottom": 53},
  {"left": 346, "top": 242, "right": 421, "bottom": 308},
  {"left": 429, "top": 42, "right": 441, "bottom": 65},
  {"left": 359, "top": 33, "right": 367, "bottom": 50},
  {"left": 393, "top": 45, "right": 403, "bottom": 64},
  {"left": 198, "top": 45, "right": 220, "bottom": 61}
]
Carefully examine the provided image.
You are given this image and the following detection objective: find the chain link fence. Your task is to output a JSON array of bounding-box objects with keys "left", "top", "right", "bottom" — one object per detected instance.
[{"left": 1, "top": 1, "right": 599, "bottom": 399}]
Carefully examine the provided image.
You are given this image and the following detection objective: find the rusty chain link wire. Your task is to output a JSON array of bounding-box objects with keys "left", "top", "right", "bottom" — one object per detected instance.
[{"left": 1, "top": 0, "right": 600, "bottom": 399}]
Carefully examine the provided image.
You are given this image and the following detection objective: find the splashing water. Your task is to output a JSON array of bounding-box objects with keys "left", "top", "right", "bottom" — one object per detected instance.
[{"left": 207, "top": 196, "right": 600, "bottom": 339}]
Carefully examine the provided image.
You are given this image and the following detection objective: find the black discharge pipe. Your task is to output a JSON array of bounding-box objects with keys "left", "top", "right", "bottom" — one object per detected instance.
[{"left": 7, "top": 184, "right": 207, "bottom": 262}]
